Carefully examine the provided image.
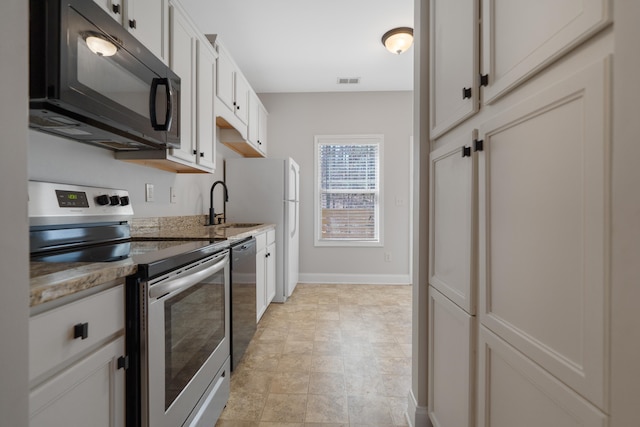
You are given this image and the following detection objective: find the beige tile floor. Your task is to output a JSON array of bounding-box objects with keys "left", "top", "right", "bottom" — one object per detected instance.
[{"left": 216, "top": 283, "right": 412, "bottom": 426}]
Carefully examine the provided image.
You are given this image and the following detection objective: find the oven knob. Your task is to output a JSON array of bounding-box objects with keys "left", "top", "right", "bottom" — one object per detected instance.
[
  {"left": 109, "top": 195, "right": 121, "bottom": 206},
  {"left": 119, "top": 196, "right": 130, "bottom": 206},
  {"left": 96, "top": 194, "right": 110, "bottom": 206}
]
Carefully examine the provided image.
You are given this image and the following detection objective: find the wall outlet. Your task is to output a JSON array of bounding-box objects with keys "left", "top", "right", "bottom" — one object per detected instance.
[
  {"left": 384, "top": 252, "right": 392, "bottom": 262},
  {"left": 170, "top": 186, "right": 177, "bottom": 204},
  {"left": 145, "top": 183, "right": 154, "bottom": 202}
]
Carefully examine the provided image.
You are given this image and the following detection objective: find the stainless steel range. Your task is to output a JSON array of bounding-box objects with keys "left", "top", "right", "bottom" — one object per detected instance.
[{"left": 28, "top": 181, "right": 231, "bottom": 427}]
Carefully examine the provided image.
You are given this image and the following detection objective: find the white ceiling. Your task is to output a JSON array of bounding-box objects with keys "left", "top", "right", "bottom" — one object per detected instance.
[{"left": 179, "top": 0, "right": 415, "bottom": 94}]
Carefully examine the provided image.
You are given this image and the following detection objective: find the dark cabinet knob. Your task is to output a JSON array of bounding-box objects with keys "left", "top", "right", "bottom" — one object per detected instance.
[
  {"left": 462, "top": 87, "right": 472, "bottom": 99},
  {"left": 200, "top": 152, "right": 204, "bottom": 157},
  {"left": 117, "top": 355, "right": 129, "bottom": 370},
  {"left": 96, "top": 194, "right": 110, "bottom": 206},
  {"left": 461, "top": 146, "right": 471, "bottom": 157},
  {"left": 129, "top": 19, "right": 136, "bottom": 29},
  {"left": 236, "top": 105, "right": 240, "bottom": 110},
  {"left": 74, "top": 323, "right": 89, "bottom": 340},
  {"left": 192, "top": 149, "right": 197, "bottom": 155},
  {"left": 112, "top": 4, "right": 120, "bottom": 14},
  {"left": 109, "top": 195, "right": 120, "bottom": 206}
]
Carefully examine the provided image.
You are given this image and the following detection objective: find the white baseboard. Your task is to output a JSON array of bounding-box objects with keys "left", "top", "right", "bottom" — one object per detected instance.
[
  {"left": 298, "top": 273, "right": 411, "bottom": 285},
  {"left": 406, "top": 390, "right": 432, "bottom": 427}
]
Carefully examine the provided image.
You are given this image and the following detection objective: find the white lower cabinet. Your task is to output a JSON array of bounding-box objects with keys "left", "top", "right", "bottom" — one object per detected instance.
[
  {"left": 256, "top": 229, "right": 276, "bottom": 321},
  {"left": 29, "top": 284, "right": 126, "bottom": 427},
  {"left": 265, "top": 235, "right": 276, "bottom": 304},
  {"left": 29, "top": 337, "right": 125, "bottom": 427},
  {"left": 478, "top": 326, "right": 606, "bottom": 427},
  {"left": 428, "top": 287, "right": 475, "bottom": 427}
]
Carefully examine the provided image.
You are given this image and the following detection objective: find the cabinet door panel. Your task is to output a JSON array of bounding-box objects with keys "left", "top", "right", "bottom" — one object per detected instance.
[
  {"left": 216, "top": 47, "right": 235, "bottom": 112},
  {"left": 478, "top": 58, "right": 610, "bottom": 409},
  {"left": 482, "top": 0, "right": 611, "bottom": 103},
  {"left": 478, "top": 327, "right": 606, "bottom": 427},
  {"left": 256, "top": 247, "right": 266, "bottom": 321},
  {"left": 30, "top": 337, "right": 125, "bottom": 427},
  {"left": 428, "top": 287, "right": 475, "bottom": 427},
  {"left": 430, "top": 0, "right": 479, "bottom": 138},
  {"left": 258, "top": 103, "right": 268, "bottom": 156},
  {"left": 197, "top": 41, "right": 216, "bottom": 171},
  {"left": 430, "top": 132, "right": 477, "bottom": 314},
  {"left": 168, "top": 6, "right": 196, "bottom": 163},
  {"left": 126, "top": 0, "right": 165, "bottom": 61},
  {"left": 266, "top": 242, "right": 276, "bottom": 304},
  {"left": 234, "top": 73, "right": 250, "bottom": 126}
]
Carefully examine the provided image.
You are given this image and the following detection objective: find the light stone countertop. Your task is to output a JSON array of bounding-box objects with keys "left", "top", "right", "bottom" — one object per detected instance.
[{"left": 30, "top": 219, "right": 275, "bottom": 308}]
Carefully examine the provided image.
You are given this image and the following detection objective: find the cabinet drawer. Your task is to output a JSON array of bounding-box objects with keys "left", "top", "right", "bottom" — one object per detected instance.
[
  {"left": 255, "top": 232, "right": 266, "bottom": 251},
  {"left": 29, "top": 284, "right": 125, "bottom": 382},
  {"left": 266, "top": 229, "right": 275, "bottom": 245}
]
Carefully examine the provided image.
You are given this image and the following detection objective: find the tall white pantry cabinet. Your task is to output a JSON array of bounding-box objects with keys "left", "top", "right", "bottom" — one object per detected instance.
[{"left": 427, "top": 1, "right": 613, "bottom": 426}]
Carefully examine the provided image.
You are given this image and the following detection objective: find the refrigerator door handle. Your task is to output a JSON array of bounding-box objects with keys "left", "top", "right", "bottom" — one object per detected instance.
[{"left": 290, "top": 201, "right": 298, "bottom": 238}]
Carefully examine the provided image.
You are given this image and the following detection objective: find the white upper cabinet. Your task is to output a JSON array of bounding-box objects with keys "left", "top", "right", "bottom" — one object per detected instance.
[
  {"left": 216, "top": 43, "right": 249, "bottom": 130},
  {"left": 481, "top": 0, "right": 611, "bottom": 103},
  {"left": 429, "top": 0, "right": 479, "bottom": 138},
  {"left": 215, "top": 40, "right": 267, "bottom": 158},
  {"left": 216, "top": 45, "right": 235, "bottom": 114},
  {"left": 196, "top": 38, "right": 217, "bottom": 171},
  {"left": 168, "top": 3, "right": 197, "bottom": 165},
  {"left": 477, "top": 57, "right": 611, "bottom": 409},
  {"left": 430, "top": 131, "right": 478, "bottom": 315},
  {"left": 124, "top": 0, "right": 167, "bottom": 61},
  {"left": 248, "top": 91, "right": 268, "bottom": 156},
  {"left": 92, "top": 0, "right": 168, "bottom": 62},
  {"left": 117, "top": 2, "right": 217, "bottom": 173}
]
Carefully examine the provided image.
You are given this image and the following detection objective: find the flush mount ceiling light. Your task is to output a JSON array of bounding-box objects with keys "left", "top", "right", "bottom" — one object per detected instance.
[
  {"left": 84, "top": 32, "right": 118, "bottom": 57},
  {"left": 381, "top": 27, "right": 414, "bottom": 55}
]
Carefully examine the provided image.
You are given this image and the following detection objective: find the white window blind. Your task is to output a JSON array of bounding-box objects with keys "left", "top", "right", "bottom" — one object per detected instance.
[{"left": 315, "top": 135, "right": 382, "bottom": 246}]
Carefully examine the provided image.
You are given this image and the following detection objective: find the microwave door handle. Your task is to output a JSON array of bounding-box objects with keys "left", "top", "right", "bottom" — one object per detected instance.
[{"left": 149, "top": 77, "right": 173, "bottom": 131}]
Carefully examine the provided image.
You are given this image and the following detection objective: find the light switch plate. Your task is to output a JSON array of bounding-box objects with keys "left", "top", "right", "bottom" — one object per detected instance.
[{"left": 145, "top": 183, "right": 154, "bottom": 202}]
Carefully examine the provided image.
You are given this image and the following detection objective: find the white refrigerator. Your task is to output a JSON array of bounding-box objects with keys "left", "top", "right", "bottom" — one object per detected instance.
[{"left": 225, "top": 157, "right": 300, "bottom": 302}]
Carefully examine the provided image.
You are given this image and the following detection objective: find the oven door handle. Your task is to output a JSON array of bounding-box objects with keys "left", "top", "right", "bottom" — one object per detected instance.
[{"left": 149, "top": 253, "right": 228, "bottom": 300}]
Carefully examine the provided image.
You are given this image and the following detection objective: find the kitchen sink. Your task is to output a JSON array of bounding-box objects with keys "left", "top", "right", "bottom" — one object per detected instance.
[{"left": 214, "top": 223, "right": 263, "bottom": 229}]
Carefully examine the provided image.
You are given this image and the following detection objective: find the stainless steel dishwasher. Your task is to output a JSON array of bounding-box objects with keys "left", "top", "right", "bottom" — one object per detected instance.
[{"left": 230, "top": 237, "right": 257, "bottom": 370}]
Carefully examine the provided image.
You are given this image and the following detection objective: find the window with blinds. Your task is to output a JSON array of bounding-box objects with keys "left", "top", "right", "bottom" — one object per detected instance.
[{"left": 314, "top": 135, "right": 383, "bottom": 246}]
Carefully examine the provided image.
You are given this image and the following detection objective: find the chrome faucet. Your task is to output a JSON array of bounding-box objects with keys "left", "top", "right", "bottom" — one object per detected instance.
[{"left": 209, "top": 180, "right": 229, "bottom": 225}]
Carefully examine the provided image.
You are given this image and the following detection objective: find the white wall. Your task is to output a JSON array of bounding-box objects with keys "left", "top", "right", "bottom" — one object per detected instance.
[
  {"left": 28, "top": 130, "right": 240, "bottom": 218},
  {"left": 259, "top": 91, "right": 413, "bottom": 284},
  {"left": 0, "top": 1, "right": 29, "bottom": 425}
]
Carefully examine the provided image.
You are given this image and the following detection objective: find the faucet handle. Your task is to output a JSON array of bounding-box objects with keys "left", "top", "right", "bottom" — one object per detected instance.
[{"left": 214, "top": 213, "right": 225, "bottom": 224}]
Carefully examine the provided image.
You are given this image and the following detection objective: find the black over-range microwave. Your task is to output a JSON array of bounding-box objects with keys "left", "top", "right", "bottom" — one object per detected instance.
[{"left": 29, "top": 0, "right": 180, "bottom": 150}]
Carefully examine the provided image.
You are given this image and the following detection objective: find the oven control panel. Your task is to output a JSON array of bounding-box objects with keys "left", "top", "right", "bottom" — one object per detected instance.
[{"left": 29, "top": 181, "right": 134, "bottom": 226}]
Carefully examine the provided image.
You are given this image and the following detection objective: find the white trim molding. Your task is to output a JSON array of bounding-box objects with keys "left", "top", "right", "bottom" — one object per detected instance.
[
  {"left": 298, "top": 273, "right": 411, "bottom": 285},
  {"left": 407, "top": 390, "right": 432, "bottom": 427}
]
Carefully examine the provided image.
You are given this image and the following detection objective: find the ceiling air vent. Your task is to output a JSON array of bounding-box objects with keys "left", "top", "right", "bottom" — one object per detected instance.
[{"left": 337, "top": 77, "right": 360, "bottom": 85}]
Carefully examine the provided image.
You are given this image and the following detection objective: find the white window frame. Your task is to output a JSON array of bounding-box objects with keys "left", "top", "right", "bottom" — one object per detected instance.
[{"left": 314, "top": 134, "right": 384, "bottom": 247}]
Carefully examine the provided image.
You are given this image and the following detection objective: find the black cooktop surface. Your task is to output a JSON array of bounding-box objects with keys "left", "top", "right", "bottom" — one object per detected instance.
[{"left": 31, "top": 238, "right": 229, "bottom": 278}]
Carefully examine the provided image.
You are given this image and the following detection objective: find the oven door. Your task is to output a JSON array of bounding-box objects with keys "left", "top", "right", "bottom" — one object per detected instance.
[{"left": 146, "top": 250, "right": 229, "bottom": 427}]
